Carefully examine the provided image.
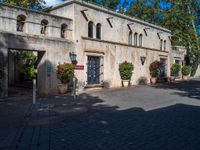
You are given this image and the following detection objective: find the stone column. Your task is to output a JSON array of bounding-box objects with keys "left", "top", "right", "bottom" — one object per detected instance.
[{"left": 0, "top": 47, "right": 8, "bottom": 97}]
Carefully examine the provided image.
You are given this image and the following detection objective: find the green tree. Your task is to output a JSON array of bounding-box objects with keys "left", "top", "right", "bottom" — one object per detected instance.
[
  {"left": 0, "top": 0, "right": 45, "bottom": 9},
  {"left": 161, "top": 0, "right": 199, "bottom": 73},
  {"left": 124, "top": 0, "right": 199, "bottom": 74},
  {"left": 126, "top": 0, "right": 162, "bottom": 24}
]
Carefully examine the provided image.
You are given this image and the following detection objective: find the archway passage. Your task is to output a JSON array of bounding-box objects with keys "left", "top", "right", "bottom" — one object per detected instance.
[{"left": 8, "top": 49, "right": 45, "bottom": 97}]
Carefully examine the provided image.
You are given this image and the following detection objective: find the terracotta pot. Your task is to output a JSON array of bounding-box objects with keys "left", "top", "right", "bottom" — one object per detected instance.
[
  {"left": 58, "top": 84, "right": 68, "bottom": 94},
  {"left": 170, "top": 76, "right": 175, "bottom": 82},
  {"left": 182, "top": 75, "right": 188, "bottom": 80},
  {"left": 122, "top": 80, "right": 130, "bottom": 87},
  {"left": 150, "top": 77, "right": 157, "bottom": 84}
]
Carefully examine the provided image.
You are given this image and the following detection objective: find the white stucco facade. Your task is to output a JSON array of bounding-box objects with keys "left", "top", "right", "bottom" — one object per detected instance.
[{"left": 0, "top": 0, "right": 187, "bottom": 97}]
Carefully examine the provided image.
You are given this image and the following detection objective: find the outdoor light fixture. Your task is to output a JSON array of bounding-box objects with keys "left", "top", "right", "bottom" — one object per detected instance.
[
  {"left": 141, "top": 56, "right": 146, "bottom": 65},
  {"left": 69, "top": 52, "right": 77, "bottom": 64}
]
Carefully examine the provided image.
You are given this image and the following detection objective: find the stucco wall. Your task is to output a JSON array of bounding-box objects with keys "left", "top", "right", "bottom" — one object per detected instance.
[
  {"left": 0, "top": 31, "right": 74, "bottom": 96},
  {"left": 48, "top": 0, "right": 171, "bottom": 51},
  {"left": 0, "top": 4, "right": 73, "bottom": 39},
  {"left": 48, "top": 0, "right": 171, "bottom": 87},
  {"left": 0, "top": 0, "right": 175, "bottom": 97},
  {"left": 79, "top": 38, "right": 170, "bottom": 87}
]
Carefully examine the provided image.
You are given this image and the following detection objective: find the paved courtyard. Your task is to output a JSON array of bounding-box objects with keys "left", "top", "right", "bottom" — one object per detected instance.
[{"left": 0, "top": 78, "right": 200, "bottom": 150}]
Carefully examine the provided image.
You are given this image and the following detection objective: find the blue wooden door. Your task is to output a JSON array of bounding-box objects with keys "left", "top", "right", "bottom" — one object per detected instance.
[
  {"left": 87, "top": 56, "right": 100, "bottom": 85},
  {"left": 160, "top": 58, "right": 167, "bottom": 77}
]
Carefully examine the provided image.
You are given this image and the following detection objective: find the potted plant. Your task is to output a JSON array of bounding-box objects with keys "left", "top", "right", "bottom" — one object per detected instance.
[
  {"left": 57, "top": 63, "right": 75, "bottom": 94},
  {"left": 119, "top": 61, "right": 134, "bottom": 87},
  {"left": 149, "top": 61, "right": 160, "bottom": 84},
  {"left": 182, "top": 66, "right": 191, "bottom": 80},
  {"left": 170, "top": 64, "right": 181, "bottom": 82}
]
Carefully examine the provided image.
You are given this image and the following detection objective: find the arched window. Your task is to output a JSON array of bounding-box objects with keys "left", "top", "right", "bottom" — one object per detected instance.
[
  {"left": 61, "top": 24, "right": 68, "bottom": 38},
  {"left": 88, "top": 21, "right": 93, "bottom": 38},
  {"left": 96, "top": 23, "right": 101, "bottom": 39},
  {"left": 134, "top": 33, "right": 138, "bottom": 46},
  {"left": 164, "top": 40, "right": 166, "bottom": 51},
  {"left": 41, "top": 19, "right": 48, "bottom": 35},
  {"left": 139, "top": 34, "right": 143, "bottom": 47},
  {"left": 17, "top": 15, "right": 26, "bottom": 32},
  {"left": 160, "top": 39, "right": 163, "bottom": 50},
  {"left": 128, "top": 31, "right": 132, "bottom": 45}
]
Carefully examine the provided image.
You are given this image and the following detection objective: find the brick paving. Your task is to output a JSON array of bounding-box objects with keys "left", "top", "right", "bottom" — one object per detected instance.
[
  {"left": 0, "top": 97, "right": 32, "bottom": 150},
  {"left": 1, "top": 78, "right": 200, "bottom": 150}
]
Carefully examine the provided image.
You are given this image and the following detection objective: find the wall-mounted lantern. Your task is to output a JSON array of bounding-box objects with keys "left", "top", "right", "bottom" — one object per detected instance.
[
  {"left": 69, "top": 52, "right": 77, "bottom": 65},
  {"left": 140, "top": 56, "right": 146, "bottom": 65}
]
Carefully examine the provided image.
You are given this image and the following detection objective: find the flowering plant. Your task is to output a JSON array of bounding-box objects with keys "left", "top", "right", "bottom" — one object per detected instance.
[
  {"left": 57, "top": 63, "right": 75, "bottom": 84},
  {"left": 119, "top": 61, "right": 134, "bottom": 80},
  {"left": 149, "top": 61, "right": 160, "bottom": 77}
]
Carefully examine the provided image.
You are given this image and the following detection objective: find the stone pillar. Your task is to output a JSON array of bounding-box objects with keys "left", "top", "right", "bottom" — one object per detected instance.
[
  {"left": 194, "top": 65, "right": 200, "bottom": 78},
  {"left": 8, "top": 51, "right": 15, "bottom": 85},
  {"left": 37, "top": 51, "right": 48, "bottom": 95},
  {"left": 0, "top": 47, "right": 8, "bottom": 97}
]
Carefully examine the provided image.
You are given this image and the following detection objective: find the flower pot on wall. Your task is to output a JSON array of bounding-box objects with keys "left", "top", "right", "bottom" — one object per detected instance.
[
  {"left": 122, "top": 80, "right": 130, "bottom": 87},
  {"left": 58, "top": 84, "right": 68, "bottom": 94}
]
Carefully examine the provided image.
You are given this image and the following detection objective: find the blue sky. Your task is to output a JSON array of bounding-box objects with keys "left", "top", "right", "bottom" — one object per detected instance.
[
  {"left": 44, "top": 0, "right": 63, "bottom": 6},
  {"left": 116, "top": 0, "right": 172, "bottom": 10}
]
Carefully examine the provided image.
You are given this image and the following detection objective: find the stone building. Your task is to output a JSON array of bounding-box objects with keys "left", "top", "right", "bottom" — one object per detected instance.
[{"left": 0, "top": 0, "right": 186, "bottom": 97}]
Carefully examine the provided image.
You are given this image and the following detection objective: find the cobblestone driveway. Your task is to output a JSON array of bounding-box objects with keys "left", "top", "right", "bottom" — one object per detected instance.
[{"left": 1, "top": 78, "right": 200, "bottom": 150}]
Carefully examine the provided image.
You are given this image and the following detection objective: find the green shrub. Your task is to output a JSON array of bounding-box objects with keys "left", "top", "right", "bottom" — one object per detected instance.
[
  {"left": 57, "top": 63, "right": 75, "bottom": 84},
  {"left": 182, "top": 66, "right": 191, "bottom": 76},
  {"left": 119, "top": 61, "right": 134, "bottom": 80},
  {"left": 149, "top": 61, "right": 160, "bottom": 77},
  {"left": 171, "top": 64, "right": 181, "bottom": 76},
  {"left": 26, "top": 66, "right": 36, "bottom": 78}
]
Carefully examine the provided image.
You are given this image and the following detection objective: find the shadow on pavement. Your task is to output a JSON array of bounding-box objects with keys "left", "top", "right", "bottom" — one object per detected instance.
[
  {"left": 152, "top": 79, "right": 200, "bottom": 100},
  {"left": 11, "top": 92, "right": 200, "bottom": 150}
]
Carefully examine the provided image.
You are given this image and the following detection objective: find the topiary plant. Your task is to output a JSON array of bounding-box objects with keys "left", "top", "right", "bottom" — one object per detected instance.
[
  {"left": 182, "top": 66, "right": 191, "bottom": 76},
  {"left": 171, "top": 64, "right": 181, "bottom": 76},
  {"left": 119, "top": 61, "right": 134, "bottom": 80}
]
